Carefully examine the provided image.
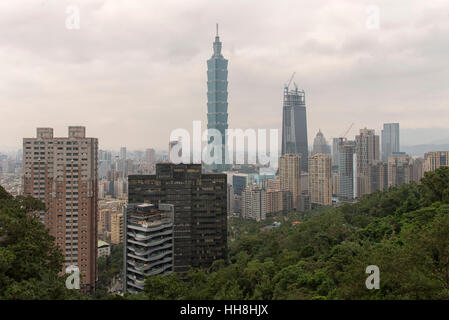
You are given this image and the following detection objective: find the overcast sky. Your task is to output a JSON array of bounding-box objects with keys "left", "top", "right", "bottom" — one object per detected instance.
[{"left": 0, "top": 0, "right": 448, "bottom": 151}]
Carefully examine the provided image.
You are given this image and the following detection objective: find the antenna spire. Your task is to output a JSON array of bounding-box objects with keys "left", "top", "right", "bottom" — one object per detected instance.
[{"left": 212, "top": 24, "right": 222, "bottom": 57}]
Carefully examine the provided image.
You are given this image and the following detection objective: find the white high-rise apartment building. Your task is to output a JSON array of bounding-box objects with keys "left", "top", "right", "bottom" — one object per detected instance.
[{"left": 242, "top": 185, "right": 266, "bottom": 221}]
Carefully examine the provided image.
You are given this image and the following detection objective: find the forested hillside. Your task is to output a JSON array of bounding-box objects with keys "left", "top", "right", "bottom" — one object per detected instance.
[
  {"left": 138, "top": 167, "right": 449, "bottom": 300},
  {"left": 1, "top": 167, "right": 449, "bottom": 300}
]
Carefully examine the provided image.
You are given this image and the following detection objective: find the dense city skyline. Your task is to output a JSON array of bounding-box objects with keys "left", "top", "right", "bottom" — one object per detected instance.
[
  {"left": 1, "top": 0, "right": 449, "bottom": 150},
  {"left": 1, "top": 1, "right": 449, "bottom": 304}
]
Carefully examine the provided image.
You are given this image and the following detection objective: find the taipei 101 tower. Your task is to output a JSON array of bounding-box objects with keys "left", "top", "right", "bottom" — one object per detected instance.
[{"left": 206, "top": 24, "right": 230, "bottom": 172}]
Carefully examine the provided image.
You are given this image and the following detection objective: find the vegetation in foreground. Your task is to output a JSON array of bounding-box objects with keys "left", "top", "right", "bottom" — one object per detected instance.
[
  {"left": 140, "top": 167, "right": 449, "bottom": 300},
  {"left": 1, "top": 167, "right": 449, "bottom": 299},
  {"left": 0, "top": 187, "right": 84, "bottom": 299}
]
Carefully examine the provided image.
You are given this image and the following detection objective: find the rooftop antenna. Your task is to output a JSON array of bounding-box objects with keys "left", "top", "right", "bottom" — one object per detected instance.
[{"left": 216, "top": 23, "right": 219, "bottom": 37}]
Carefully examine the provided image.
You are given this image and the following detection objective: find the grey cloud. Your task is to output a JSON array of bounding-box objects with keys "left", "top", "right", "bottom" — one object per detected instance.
[{"left": 0, "top": 0, "right": 448, "bottom": 150}]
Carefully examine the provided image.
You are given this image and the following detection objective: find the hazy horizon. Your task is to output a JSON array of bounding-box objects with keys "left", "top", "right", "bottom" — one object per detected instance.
[
  {"left": 2, "top": 126, "right": 449, "bottom": 154},
  {"left": 1, "top": 0, "right": 448, "bottom": 150}
]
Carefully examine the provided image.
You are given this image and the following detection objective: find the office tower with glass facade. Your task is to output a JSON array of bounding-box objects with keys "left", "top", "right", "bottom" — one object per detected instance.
[
  {"left": 232, "top": 173, "right": 248, "bottom": 196},
  {"left": 381, "top": 123, "right": 400, "bottom": 162},
  {"left": 281, "top": 84, "right": 309, "bottom": 172},
  {"left": 332, "top": 137, "right": 340, "bottom": 171},
  {"left": 128, "top": 163, "right": 227, "bottom": 274},
  {"left": 23, "top": 126, "right": 98, "bottom": 292},
  {"left": 206, "top": 25, "right": 229, "bottom": 172}
]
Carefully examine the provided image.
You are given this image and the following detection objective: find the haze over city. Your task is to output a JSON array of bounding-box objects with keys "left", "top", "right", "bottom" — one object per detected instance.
[
  {"left": 2, "top": 0, "right": 449, "bottom": 308},
  {"left": 1, "top": 0, "right": 449, "bottom": 150}
]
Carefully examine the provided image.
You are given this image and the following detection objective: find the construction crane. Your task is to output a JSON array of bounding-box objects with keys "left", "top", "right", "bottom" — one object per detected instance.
[
  {"left": 340, "top": 122, "right": 354, "bottom": 139},
  {"left": 339, "top": 122, "right": 354, "bottom": 144},
  {"left": 285, "top": 72, "right": 296, "bottom": 90}
]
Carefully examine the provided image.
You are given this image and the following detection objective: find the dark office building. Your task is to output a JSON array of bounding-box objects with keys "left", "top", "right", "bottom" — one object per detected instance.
[
  {"left": 281, "top": 84, "right": 309, "bottom": 172},
  {"left": 232, "top": 174, "right": 248, "bottom": 196},
  {"left": 128, "top": 163, "right": 227, "bottom": 274}
]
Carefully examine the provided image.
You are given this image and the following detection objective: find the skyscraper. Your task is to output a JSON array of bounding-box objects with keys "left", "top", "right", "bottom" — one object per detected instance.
[
  {"left": 312, "top": 130, "right": 331, "bottom": 155},
  {"left": 242, "top": 185, "right": 266, "bottom": 221},
  {"left": 279, "top": 154, "right": 302, "bottom": 209},
  {"left": 128, "top": 163, "right": 227, "bottom": 274},
  {"left": 308, "top": 154, "right": 332, "bottom": 206},
  {"left": 23, "top": 126, "right": 98, "bottom": 292},
  {"left": 281, "top": 83, "right": 309, "bottom": 172},
  {"left": 232, "top": 173, "right": 248, "bottom": 196},
  {"left": 355, "top": 128, "right": 380, "bottom": 197},
  {"left": 332, "top": 137, "right": 340, "bottom": 169},
  {"left": 206, "top": 24, "right": 229, "bottom": 172},
  {"left": 338, "top": 139, "right": 356, "bottom": 201},
  {"left": 381, "top": 123, "right": 400, "bottom": 162},
  {"left": 120, "top": 147, "right": 127, "bottom": 160}
]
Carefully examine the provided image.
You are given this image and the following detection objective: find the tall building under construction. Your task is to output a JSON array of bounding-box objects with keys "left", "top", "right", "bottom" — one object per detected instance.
[{"left": 281, "top": 80, "right": 309, "bottom": 172}]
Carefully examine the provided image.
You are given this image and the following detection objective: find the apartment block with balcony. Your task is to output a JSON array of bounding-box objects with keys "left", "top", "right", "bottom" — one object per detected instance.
[{"left": 124, "top": 203, "right": 174, "bottom": 293}]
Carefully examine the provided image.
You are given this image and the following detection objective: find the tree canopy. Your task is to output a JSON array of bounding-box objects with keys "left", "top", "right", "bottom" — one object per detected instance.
[
  {"left": 0, "top": 185, "right": 82, "bottom": 299},
  {"left": 140, "top": 167, "right": 449, "bottom": 300},
  {"left": 2, "top": 167, "right": 449, "bottom": 300}
]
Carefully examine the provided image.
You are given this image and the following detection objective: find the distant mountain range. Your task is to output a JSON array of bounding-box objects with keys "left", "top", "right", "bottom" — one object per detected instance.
[
  {"left": 401, "top": 128, "right": 449, "bottom": 146},
  {"left": 401, "top": 144, "right": 449, "bottom": 157}
]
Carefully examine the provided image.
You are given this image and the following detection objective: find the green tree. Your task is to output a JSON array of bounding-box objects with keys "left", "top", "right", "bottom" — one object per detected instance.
[{"left": 0, "top": 185, "right": 81, "bottom": 299}]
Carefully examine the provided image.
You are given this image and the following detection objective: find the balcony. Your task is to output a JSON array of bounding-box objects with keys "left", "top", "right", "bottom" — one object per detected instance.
[
  {"left": 136, "top": 256, "right": 172, "bottom": 271},
  {"left": 127, "top": 242, "right": 172, "bottom": 256},
  {"left": 128, "top": 221, "right": 173, "bottom": 233},
  {"left": 127, "top": 228, "right": 173, "bottom": 241},
  {"left": 127, "top": 234, "right": 173, "bottom": 247}
]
